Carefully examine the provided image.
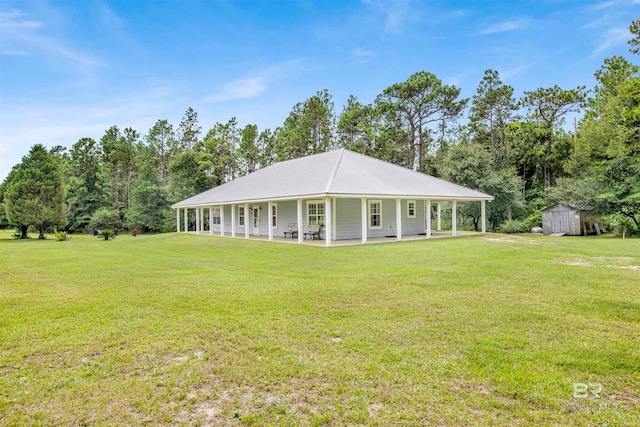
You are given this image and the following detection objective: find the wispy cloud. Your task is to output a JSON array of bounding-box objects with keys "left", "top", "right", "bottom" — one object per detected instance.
[
  {"left": 592, "top": 26, "right": 631, "bottom": 56},
  {"left": 427, "top": 9, "right": 470, "bottom": 26},
  {"left": 588, "top": 0, "right": 640, "bottom": 10},
  {"left": 204, "top": 59, "right": 306, "bottom": 103},
  {"left": 362, "top": 0, "right": 421, "bottom": 35},
  {"left": 0, "top": 8, "right": 99, "bottom": 65},
  {"left": 479, "top": 18, "right": 531, "bottom": 35},
  {"left": 352, "top": 48, "right": 375, "bottom": 58},
  {"left": 204, "top": 77, "right": 267, "bottom": 103}
]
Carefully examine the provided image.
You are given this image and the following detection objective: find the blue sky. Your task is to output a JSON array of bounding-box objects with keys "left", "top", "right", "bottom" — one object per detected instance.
[{"left": 1, "top": 0, "right": 638, "bottom": 180}]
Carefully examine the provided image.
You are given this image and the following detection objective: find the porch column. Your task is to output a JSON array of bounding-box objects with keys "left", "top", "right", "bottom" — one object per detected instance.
[
  {"left": 244, "top": 203, "right": 250, "bottom": 239},
  {"left": 231, "top": 204, "right": 236, "bottom": 238},
  {"left": 325, "top": 197, "right": 332, "bottom": 247},
  {"left": 200, "top": 208, "right": 204, "bottom": 232},
  {"left": 437, "top": 203, "right": 441, "bottom": 231},
  {"left": 452, "top": 200, "right": 457, "bottom": 236},
  {"left": 332, "top": 198, "right": 337, "bottom": 241},
  {"left": 396, "top": 198, "right": 402, "bottom": 241},
  {"left": 268, "top": 201, "right": 273, "bottom": 241},
  {"left": 426, "top": 199, "right": 431, "bottom": 238},
  {"left": 361, "top": 198, "right": 368, "bottom": 244},
  {"left": 481, "top": 200, "right": 486, "bottom": 234},
  {"left": 297, "top": 199, "right": 304, "bottom": 244},
  {"left": 209, "top": 206, "right": 213, "bottom": 236},
  {"left": 184, "top": 208, "right": 188, "bottom": 232},
  {"left": 220, "top": 205, "right": 225, "bottom": 237},
  {"left": 195, "top": 208, "right": 200, "bottom": 233},
  {"left": 176, "top": 208, "right": 180, "bottom": 232}
]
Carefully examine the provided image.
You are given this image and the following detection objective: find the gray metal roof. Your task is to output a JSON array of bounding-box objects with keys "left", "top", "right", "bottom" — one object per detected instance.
[{"left": 171, "top": 149, "right": 493, "bottom": 208}]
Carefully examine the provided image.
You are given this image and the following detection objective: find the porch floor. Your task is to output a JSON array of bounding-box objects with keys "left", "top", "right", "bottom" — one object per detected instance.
[{"left": 184, "top": 230, "right": 479, "bottom": 246}]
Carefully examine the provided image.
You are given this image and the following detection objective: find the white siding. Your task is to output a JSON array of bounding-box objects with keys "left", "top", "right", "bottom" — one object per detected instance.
[{"left": 335, "top": 198, "right": 362, "bottom": 239}]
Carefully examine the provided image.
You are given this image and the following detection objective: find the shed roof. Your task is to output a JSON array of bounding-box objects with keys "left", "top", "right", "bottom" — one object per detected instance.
[
  {"left": 541, "top": 202, "right": 593, "bottom": 212},
  {"left": 171, "top": 149, "right": 493, "bottom": 208}
]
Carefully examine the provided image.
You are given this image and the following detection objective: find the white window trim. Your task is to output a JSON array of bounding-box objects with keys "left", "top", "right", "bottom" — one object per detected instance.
[
  {"left": 212, "top": 207, "right": 221, "bottom": 225},
  {"left": 407, "top": 200, "right": 416, "bottom": 219},
  {"left": 238, "top": 206, "right": 245, "bottom": 227},
  {"left": 271, "top": 203, "right": 278, "bottom": 228},
  {"left": 368, "top": 200, "right": 382, "bottom": 229},
  {"left": 307, "top": 199, "right": 326, "bottom": 226}
]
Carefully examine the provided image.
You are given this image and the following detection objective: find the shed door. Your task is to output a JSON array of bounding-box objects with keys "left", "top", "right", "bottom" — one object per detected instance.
[{"left": 553, "top": 211, "right": 569, "bottom": 234}]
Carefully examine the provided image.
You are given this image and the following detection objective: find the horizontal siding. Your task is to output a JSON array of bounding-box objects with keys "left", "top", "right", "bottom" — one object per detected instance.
[
  {"left": 335, "top": 198, "right": 362, "bottom": 240},
  {"left": 194, "top": 198, "right": 440, "bottom": 240}
]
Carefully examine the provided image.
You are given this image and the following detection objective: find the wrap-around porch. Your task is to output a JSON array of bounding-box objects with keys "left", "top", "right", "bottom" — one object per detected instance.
[{"left": 175, "top": 197, "right": 487, "bottom": 247}]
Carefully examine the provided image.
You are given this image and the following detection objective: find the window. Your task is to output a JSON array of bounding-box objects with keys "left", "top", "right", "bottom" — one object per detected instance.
[
  {"left": 307, "top": 201, "right": 326, "bottom": 226},
  {"left": 369, "top": 200, "right": 382, "bottom": 229},
  {"left": 212, "top": 207, "right": 221, "bottom": 225},
  {"left": 238, "top": 206, "right": 245, "bottom": 226},
  {"left": 271, "top": 203, "right": 277, "bottom": 228},
  {"left": 407, "top": 200, "right": 416, "bottom": 218}
]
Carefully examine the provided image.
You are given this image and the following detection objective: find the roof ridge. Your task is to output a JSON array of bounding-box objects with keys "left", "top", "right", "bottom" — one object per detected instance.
[{"left": 324, "top": 148, "right": 345, "bottom": 194}]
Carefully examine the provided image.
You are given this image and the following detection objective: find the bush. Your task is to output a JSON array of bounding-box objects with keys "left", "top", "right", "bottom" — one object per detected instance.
[
  {"left": 53, "top": 229, "right": 70, "bottom": 241},
  {"left": 601, "top": 214, "right": 638, "bottom": 237},
  {"left": 98, "top": 229, "right": 116, "bottom": 240},
  {"left": 523, "top": 211, "right": 542, "bottom": 230},
  {"left": 499, "top": 220, "right": 528, "bottom": 234},
  {"left": 89, "top": 208, "right": 122, "bottom": 232}
]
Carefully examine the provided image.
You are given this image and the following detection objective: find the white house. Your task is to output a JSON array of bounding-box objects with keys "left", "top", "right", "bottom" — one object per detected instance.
[{"left": 171, "top": 149, "right": 493, "bottom": 246}]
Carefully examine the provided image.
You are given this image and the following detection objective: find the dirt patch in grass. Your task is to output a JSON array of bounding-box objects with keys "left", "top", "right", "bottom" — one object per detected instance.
[
  {"left": 481, "top": 236, "right": 538, "bottom": 244},
  {"left": 555, "top": 259, "right": 639, "bottom": 270}
]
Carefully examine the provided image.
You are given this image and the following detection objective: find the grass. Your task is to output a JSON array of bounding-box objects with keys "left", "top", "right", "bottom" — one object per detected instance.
[{"left": 0, "top": 231, "right": 638, "bottom": 426}]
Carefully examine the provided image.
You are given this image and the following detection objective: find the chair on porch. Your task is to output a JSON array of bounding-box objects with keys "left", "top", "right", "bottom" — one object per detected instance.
[
  {"left": 283, "top": 223, "right": 298, "bottom": 238},
  {"left": 304, "top": 224, "right": 322, "bottom": 240}
]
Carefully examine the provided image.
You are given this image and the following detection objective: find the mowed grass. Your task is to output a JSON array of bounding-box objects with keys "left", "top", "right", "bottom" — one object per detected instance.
[{"left": 0, "top": 231, "right": 638, "bottom": 426}]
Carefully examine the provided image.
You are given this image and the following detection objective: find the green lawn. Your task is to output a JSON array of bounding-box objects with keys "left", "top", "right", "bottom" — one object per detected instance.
[{"left": 0, "top": 231, "right": 638, "bottom": 426}]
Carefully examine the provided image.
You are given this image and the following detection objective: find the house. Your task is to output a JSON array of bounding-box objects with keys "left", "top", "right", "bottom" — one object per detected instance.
[
  {"left": 171, "top": 149, "right": 494, "bottom": 246},
  {"left": 542, "top": 202, "right": 593, "bottom": 236}
]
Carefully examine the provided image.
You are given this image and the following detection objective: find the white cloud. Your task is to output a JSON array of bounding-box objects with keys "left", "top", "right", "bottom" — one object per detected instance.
[
  {"left": 592, "top": 27, "right": 630, "bottom": 56},
  {"left": 588, "top": 0, "right": 640, "bottom": 10},
  {"left": 352, "top": 48, "right": 375, "bottom": 57},
  {"left": 479, "top": 18, "right": 531, "bottom": 35},
  {"left": 362, "top": 0, "right": 421, "bottom": 35},
  {"left": 0, "top": 8, "right": 99, "bottom": 65},
  {"left": 204, "top": 77, "right": 267, "bottom": 103},
  {"left": 203, "top": 59, "right": 307, "bottom": 103}
]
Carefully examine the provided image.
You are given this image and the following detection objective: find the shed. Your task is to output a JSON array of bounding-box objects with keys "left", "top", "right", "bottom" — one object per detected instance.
[{"left": 541, "top": 202, "right": 592, "bottom": 236}]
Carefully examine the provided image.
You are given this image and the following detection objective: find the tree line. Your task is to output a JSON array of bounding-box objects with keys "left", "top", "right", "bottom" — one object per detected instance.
[{"left": 1, "top": 19, "right": 639, "bottom": 237}]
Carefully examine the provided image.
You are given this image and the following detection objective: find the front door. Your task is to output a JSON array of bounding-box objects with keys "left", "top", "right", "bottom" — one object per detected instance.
[{"left": 252, "top": 207, "right": 260, "bottom": 236}]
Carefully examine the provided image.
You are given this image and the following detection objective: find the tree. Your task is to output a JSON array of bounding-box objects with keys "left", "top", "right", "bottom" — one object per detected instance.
[
  {"left": 276, "top": 89, "right": 335, "bottom": 160},
  {"left": 629, "top": 18, "right": 640, "bottom": 55},
  {"left": 520, "top": 85, "right": 588, "bottom": 193},
  {"left": 257, "top": 128, "right": 278, "bottom": 169},
  {"left": 337, "top": 95, "right": 378, "bottom": 157},
  {"left": 199, "top": 118, "right": 239, "bottom": 186},
  {"left": 145, "top": 119, "right": 176, "bottom": 185},
  {"left": 177, "top": 107, "right": 202, "bottom": 150},
  {"left": 66, "top": 138, "right": 104, "bottom": 232},
  {"left": 569, "top": 58, "right": 640, "bottom": 232},
  {"left": 375, "top": 71, "right": 467, "bottom": 173},
  {"left": 3, "top": 145, "right": 67, "bottom": 239},
  {"left": 167, "top": 150, "right": 210, "bottom": 205},
  {"left": 442, "top": 142, "right": 521, "bottom": 231},
  {"left": 469, "top": 69, "right": 517, "bottom": 167},
  {"left": 126, "top": 144, "right": 169, "bottom": 232},
  {"left": 101, "top": 126, "right": 139, "bottom": 212},
  {"left": 237, "top": 124, "right": 260, "bottom": 175}
]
